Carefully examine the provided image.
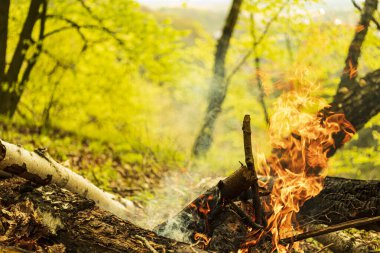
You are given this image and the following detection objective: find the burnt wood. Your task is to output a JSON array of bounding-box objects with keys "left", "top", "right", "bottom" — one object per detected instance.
[{"left": 0, "top": 177, "right": 207, "bottom": 253}]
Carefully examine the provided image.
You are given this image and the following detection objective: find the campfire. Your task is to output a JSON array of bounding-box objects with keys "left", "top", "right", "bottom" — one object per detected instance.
[
  {"left": 154, "top": 91, "right": 379, "bottom": 253},
  {"left": 0, "top": 93, "right": 379, "bottom": 252}
]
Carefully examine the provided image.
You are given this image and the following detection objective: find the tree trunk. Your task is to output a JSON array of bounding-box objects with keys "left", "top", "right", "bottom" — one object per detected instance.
[
  {"left": 7, "top": 0, "right": 42, "bottom": 84},
  {"left": 254, "top": 56, "right": 269, "bottom": 125},
  {"left": 321, "top": 68, "right": 380, "bottom": 157},
  {"left": 0, "top": 0, "right": 44, "bottom": 118},
  {"left": 336, "top": 0, "right": 378, "bottom": 98},
  {"left": 0, "top": 177, "right": 206, "bottom": 253},
  {"left": 0, "top": 0, "right": 10, "bottom": 79},
  {"left": 0, "top": 91, "right": 18, "bottom": 117},
  {"left": 192, "top": 0, "right": 243, "bottom": 157}
]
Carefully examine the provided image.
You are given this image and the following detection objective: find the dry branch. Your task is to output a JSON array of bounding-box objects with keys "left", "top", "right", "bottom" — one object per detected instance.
[
  {"left": 242, "top": 115, "right": 265, "bottom": 226},
  {"left": 280, "top": 216, "right": 380, "bottom": 244}
]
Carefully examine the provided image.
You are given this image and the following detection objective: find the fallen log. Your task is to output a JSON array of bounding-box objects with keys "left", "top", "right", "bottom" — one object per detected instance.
[
  {"left": 0, "top": 177, "right": 207, "bottom": 253},
  {"left": 297, "top": 176, "right": 380, "bottom": 230},
  {"left": 0, "top": 139, "right": 139, "bottom": 220},
  {"left": 1, "top": 174, "right": 378, "bottom": 253}
]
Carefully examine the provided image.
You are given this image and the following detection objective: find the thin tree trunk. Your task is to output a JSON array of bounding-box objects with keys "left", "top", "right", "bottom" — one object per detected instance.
[
  {"left": 0, "top": 0, "right": 10, "bottom": 80},
  {"left": 0, "top": 0, "right": 43, "bottom": 118},
  {"left": 284, "top": 33, "right": 293, "bottom": 63},
  {"left": 7, "top": 0, "right": 42, "bottom": 83},
  {"left": 10, "top": 0, "right": 48, "bottom": 117},
  {"left": 192, "top": 0, "right": 243, "bottom": 157},
  {"left": 254, "top": 56, "right": 270, "bottom": 125}
]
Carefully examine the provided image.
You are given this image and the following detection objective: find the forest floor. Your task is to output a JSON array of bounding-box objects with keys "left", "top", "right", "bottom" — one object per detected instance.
[
  {"left": 1, "top": 122, "right": 380, "bottom": 253},
  {"left": 0, "top": 121, "right": 177, "bottom": 203}
]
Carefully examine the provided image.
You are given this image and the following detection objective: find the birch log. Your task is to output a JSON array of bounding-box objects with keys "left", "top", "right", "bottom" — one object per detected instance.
[{"left": 0, "top": 139, "right": 139, "bottom": 220}]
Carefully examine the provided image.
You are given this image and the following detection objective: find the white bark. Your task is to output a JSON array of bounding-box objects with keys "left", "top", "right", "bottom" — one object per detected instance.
[{"left": 0, "top": 139, "right": 139, "bottom": 220}]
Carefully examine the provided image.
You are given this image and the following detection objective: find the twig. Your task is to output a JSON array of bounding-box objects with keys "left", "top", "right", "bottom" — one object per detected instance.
[
  {"left": 315, "top": 243, "right": 334, "bottom": 253},
  {"left": 225, "top": 49, "right": 253, "bottom": 85},
  {"left": 280, "top": 215, "right": 380, "bottom": 244},
  {"left": 254, "top": 0, "right": 291, "bottom": 46},
  {"left": 229, "top": 201, "right": 263, "bottom": 229},
  {"left": 135, "top": 235, "right": 159, "bottom": 253},
  {"left": 242, "top": 115, "right": 265, "bottom": 226},
  {"left": 243, "top": 115, "right": 255, "bottom": 171},
  {"left": 224, "top": 0, "right": 291, "bottom": 90}
]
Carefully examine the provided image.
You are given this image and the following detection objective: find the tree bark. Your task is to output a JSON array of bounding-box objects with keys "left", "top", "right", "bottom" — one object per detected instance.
[
  {"left": 0, "top": 177, "right": 206, "bottom": 253},
  {"left": 1, "top": 175, "right": 376, "bottom": 253},
  {"left": 0, "top": 0, "right": 10, "bottom": 80},
  {"left": 0, "top": 0, "right": 44, "bottom": 118},
  {"left": 321, "top": 68, "right": 380, "bottom": 157},
  {"left": 297, "top": 176, "right": 380, "bottom": 230},
  {"left": 192, "top": 0, "right": 243, "bottom": 157},
  {"left": 336, "top": 0, "right": 378, "bottom": 99},
  {"left": 0, "top": 139, "right": 139, "bottom": 221},
  {"left": 7, "top": 0, "right": 42, "bottom": 84}
]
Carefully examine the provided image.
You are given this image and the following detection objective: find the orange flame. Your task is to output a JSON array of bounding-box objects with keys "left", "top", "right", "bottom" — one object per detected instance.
[{"left": 253, "top": 89, "right": 355, "bottom": 252}]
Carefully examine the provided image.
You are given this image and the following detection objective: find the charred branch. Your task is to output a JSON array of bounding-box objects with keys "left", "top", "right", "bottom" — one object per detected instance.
[
  {"left": 242, "top": 115, "right": 265, "bottom": 226},
  {"left": 280, "top": 216, "right": 380, "bottom": 244}
]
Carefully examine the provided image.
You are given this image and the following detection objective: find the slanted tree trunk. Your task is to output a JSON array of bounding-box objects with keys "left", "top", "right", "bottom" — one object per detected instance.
[
  {"left": 321, "top": 68, "right": 380, "bottom": 157},
  {"left": 336, "top": 0, "right": 378, "bottom": 99},
  {"left": 0, "top": 0, "right": 10, "bottom": 80},
  {"left": 0, "top": 0, "right": 46, "bottom": 118},
  {"left": 192, "top": 0, "right": 243, "bottom": 157}
]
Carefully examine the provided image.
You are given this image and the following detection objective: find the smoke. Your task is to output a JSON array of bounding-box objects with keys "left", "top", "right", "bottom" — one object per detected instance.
[{"left": 135, "top": 169, "right": 222, "bottom": 242}]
